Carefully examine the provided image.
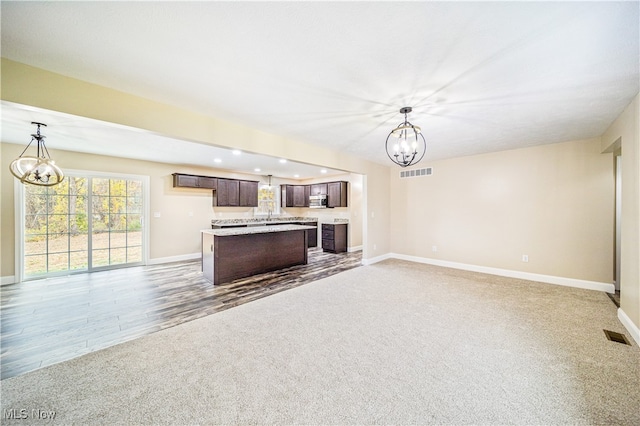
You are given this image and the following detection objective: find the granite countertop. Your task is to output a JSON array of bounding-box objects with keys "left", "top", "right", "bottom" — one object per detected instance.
[
  {"left": 211, "top": 217, "right": 318, "bottom": 226},
  {"left": 203, "top": 224, "right": 317, "bottom": 237}
]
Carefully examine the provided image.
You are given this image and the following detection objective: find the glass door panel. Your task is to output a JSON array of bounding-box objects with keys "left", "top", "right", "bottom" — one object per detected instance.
[
  {"left": 90, "top": 177, "right": 144, "bottom": 269},
  {"left": 23, "top": 177, "right": 89, "bottom": 277},
  {"left": 22, "top": 174, "right": 145, "bottom": 279}
]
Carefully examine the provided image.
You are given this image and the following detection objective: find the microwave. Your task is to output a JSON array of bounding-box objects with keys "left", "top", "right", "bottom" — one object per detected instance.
[{"left": 309, "top": 194, "right": 328, "bottom": 208}]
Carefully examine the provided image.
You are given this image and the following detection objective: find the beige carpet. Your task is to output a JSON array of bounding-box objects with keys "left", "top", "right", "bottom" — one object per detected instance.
[{"left": 1, "top": 259, "right": 638, "bottom": 425}]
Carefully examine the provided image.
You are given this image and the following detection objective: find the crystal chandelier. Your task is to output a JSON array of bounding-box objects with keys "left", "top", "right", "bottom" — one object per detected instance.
[
  {"left": 385, "top": 107, "right": 426, "bottom": 167},
  {"left": 9, "top": 122, "right": 65, "bottom": 186}
]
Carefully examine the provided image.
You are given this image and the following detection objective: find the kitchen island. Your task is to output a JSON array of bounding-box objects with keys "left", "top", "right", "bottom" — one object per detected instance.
[{"left": 201, "top": 224, "right": 316, "bottom": 285}]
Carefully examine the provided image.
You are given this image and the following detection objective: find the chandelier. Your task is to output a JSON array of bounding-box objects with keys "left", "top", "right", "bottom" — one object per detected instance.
[
  {"left": 385, "top": 107, "right": 426, "bottom": 167},
  {"left": 9, "top": 122, "right": 65, "bottom": 186}
]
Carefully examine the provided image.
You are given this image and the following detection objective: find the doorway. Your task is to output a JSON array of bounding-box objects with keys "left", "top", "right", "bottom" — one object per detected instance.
[{"left": 614, "top": 154, "right": 622, "bottom": 292}]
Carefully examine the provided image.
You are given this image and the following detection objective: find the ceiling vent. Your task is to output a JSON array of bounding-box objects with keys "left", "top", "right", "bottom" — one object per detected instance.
[{"left": 400, "top": 167, "right": 432, "bottom": 179}]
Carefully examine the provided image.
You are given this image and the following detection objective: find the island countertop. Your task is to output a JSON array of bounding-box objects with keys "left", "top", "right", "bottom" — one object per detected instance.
[
  {"left": 202, "top": 224, "right": 316, "bottom": 237},
  {"left": 211, "top": 217, "right": 318, "bottom": 227}
]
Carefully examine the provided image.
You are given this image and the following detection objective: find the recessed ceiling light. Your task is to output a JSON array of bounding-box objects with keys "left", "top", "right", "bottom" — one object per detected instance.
[
  {"left": 320, "top": 169, "right": 327, "bottom": 174},
  {"left": 279, "top": 159, "right": 287, "bottom": 164},
  {"left": 294, "top": 174, "right": 300, "bottom": 178},
  {"left": 214, "top": 158, "right": 222, "bottom": 163},
  {"left": 232, "top": 150, "right": 242, "bottom": 155},
  {"left": 254, "top": 168, "right": 261, "bottom": 172}
]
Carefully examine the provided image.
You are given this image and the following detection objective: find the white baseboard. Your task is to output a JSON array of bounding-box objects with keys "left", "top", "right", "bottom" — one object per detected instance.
[
  {"left": 361, "top": 253, "right": 393, "bottom": 266},
  {"left": 618, "top": 308, "right": 640, "bottom": 347},
  {"left": 348, "top": 245, "right": 363, "bottom": 253},
  {"left": 1, "top": 275, "right": 16, "bottom": 286},
  {"left": 147, "top": 252, "right": 200, "bottom": 265},
  {"left": 363, "top": 252, "right": 615, "bottom": 294}
]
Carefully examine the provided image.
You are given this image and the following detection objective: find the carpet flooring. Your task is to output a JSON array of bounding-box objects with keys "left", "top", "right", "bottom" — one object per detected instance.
[{"left": 1, "top": 259, "right": 638, "bottom": 425}]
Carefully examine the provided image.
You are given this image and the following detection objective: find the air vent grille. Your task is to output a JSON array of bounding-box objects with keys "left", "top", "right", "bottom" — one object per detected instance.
[
  {"left": 400, "top": 167, "right": 432, "bottom": 178},
  {"left": 603, "top": 329, "right": 631, "bottom": 345}
]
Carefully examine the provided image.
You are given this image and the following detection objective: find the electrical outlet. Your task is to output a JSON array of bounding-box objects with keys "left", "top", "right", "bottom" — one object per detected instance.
[
  {"left": 373, "top": 244, "right": 377, "bottom": 250},
  {"left": 522, "top": 254, "right": 529, "bottom": 262},
  {"left": 432, "top": 245, "right": 438, "bottom": 252},
  {"left": 153, "top": 212, "right": 161, "bottom": 218},
  {"left": 188, "top": 212, "right": 194, "bottom": 217}
]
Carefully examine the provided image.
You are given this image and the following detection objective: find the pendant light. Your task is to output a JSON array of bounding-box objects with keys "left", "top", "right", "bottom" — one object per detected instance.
[
  {"left": 385, "top": 107, "right": 426, "bottom": 167},
  {"left": 9, "top": 122, "right": 64, "bottom": 186}
]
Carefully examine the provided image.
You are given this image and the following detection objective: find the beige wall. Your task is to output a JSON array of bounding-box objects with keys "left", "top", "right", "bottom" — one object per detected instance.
[
  {"left": 602, "top": 94, "right": 640, "bottom": 332},
  {"left": 390, "top": 138, "right": 614, "bottom": 284}
]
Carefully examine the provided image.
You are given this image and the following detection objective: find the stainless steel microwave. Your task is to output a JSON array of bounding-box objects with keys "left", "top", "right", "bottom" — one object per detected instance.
[{"left": 309, "top": 194, "right": 327, "bottom": 208}]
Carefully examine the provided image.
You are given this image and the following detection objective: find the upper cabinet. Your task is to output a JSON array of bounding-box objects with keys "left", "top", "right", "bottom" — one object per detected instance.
[
  {"left": 216, "top": 178, "right": 239, "bottom": 206},
  {"left": 310, "top": 183, "right": 328, "bottom": 196},
  {"left": 173, "top": 173, "right": 258, "bottom": 207},
  {"left": 281, "top": 181, "right": 348, "bottom": 208},
  {"left": 281, "top": 184, "right": 309, "bottom": 208},
  {"left": 327, "top": 181, "right": 348, "bottom": 208},
  {"left": 172, "top": 173, "right": 217, "bottom": 189},
  {"left": 216, "top": 179, "right": 258, "bottom": 207},
  {"left": 239, "top": 180, "right": 259, "bottom": 207}
]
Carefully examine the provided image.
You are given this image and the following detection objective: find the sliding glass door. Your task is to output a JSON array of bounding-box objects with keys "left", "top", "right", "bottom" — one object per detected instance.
[{"left": 21, "top": 172, "right": 147, "bottom": 280}]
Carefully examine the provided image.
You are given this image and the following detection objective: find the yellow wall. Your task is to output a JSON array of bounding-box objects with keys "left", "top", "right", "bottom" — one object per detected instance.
[
  {"left": 390, "top": 138, "right": 615, "bottom": 283},
  {"left": 602, "top": 94, "right": 640, "bottom": 333}
]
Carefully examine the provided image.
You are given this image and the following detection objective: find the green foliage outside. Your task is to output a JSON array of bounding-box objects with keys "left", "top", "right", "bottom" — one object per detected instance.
[
  {"left": 24, "top": 176, "right": 145, "bottom": 276},
  {"left": 25, "top": 177, "right": 143, "bottom": 241}
]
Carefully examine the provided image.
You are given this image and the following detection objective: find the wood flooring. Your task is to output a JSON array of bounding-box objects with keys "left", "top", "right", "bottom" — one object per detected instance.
[{"left": 0, "top": 248, "right": 362, "bottom": 380}]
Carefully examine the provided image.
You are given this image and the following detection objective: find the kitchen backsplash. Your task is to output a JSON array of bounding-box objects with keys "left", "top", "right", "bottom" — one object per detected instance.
[{"left": 211, "top": 206, "right": 350, "bottom": 222}]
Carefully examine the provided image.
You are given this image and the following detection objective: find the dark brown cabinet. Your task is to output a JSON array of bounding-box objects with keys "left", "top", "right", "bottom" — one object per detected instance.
[
  {"left": 310, "top": 183, "right": 328, "bottom": 196},
  {"left": 215, "top": 179, "right": 258, "bottom": 207},
  {"left": 281, "top": 185, "right": 309, "bottom": 208},
  {"left": 322, "top": 223, "right": 347, "bottom": 253},
  {"left": 215, "top": 179, "right": 239, "bottom": 206},
  {"left": 174, "top": 173, "right": 257, "bottom": 207},
  {"left": 239, "top": 180, "right": 259, "bottom": 207},
  {"left": 303, "top": 222, "right": 317, "bottom": 247},
  {"left": 327, "top": 181, "right": 348, "bottom": 208},
  {"left": 173, "top": 173, "right": 217, "bottom": 189}
]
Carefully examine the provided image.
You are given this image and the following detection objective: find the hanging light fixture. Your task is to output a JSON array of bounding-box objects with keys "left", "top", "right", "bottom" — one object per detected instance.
[
  {"left": 385, "top": 107, "right": 426, "bottom": 167},
  {"left": 9, "top": 122, "right": 64, "bottom": 186}
]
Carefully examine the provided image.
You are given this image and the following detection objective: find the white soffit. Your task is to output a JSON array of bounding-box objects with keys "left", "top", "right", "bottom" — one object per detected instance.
[{"left": 1, "top": 1, "right": 638, "bottom": 166}]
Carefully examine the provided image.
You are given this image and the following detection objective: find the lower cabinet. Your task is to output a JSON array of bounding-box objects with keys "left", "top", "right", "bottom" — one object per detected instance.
[
  {"left": 321, "top": 223, "right": 347, "bottom": 253},
  {"left": 305, "top": 222, "right": 318, "bottom": 248}
]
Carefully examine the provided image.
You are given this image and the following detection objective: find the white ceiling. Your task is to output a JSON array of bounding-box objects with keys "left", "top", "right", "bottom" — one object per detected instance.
[{"left": 1, "top": 1, "right": 638, "bottom": 176}]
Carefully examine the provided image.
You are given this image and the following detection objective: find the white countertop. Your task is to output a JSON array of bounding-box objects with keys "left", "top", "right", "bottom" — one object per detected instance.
[
  {"left": 211, "top": 217, "right": 318, "bottom": 226},
  {"left": 203, "top": 224, "right": 316, "bottom": 237}
]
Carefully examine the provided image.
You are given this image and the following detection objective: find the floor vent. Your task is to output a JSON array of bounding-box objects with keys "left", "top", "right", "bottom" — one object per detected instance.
[
  {"left": 603, "top": 329, "right": 631, "bottom": 345},
  {"left": 400, "top": 167, "right": 432, "bottom": 178}
]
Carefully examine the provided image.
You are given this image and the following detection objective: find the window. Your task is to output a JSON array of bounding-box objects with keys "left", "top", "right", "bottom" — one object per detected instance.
[{"left": 18, "top": 171, "right": 148, "bottom": 280}]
